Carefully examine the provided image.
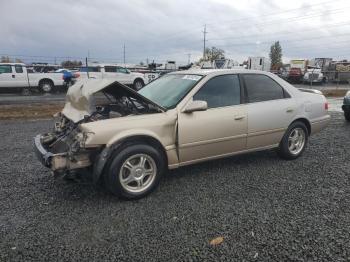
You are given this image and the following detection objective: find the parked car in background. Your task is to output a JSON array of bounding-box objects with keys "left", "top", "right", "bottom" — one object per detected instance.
[
  {"left": 34, "top": 69, "right": 330, "bottom": 199},
  {"left": 77, "top": 63, "right": 146, "bottom": 90},
  {"left": 342, "top": 90, "right": 350, "bottom": 121},
  {"left": 288, "top": 59, "right": 308, "bottom": 83},
  {"left": 55, "top": 69, "right": 79, "bottom": 86},
  {"left": 0, "top": 63, "right": 66, "bottom": 92}
]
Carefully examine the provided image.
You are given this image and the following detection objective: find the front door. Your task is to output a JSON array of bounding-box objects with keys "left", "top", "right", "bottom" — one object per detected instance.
[{"left": 178, "top": 74, "right": 247, "bottom": 164}]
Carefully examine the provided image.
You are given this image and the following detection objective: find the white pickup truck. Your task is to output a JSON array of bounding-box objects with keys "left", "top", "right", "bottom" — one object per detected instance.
[
  {"left": 0, "top": 63, "right": 66, "bottom": 93},
  {"left": 77, "top": 64, "right": 147, "bottom": 90}
]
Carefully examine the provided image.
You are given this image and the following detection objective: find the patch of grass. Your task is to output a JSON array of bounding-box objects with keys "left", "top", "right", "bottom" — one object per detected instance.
[
  {"left": 0, "top": 103, "right": 64, "bottom": 120},
  {"left": 322, "top": 89, "right": 348, "bottom": 97}
]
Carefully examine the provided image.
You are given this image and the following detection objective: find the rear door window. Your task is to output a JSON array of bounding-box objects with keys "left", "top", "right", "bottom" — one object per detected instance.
[{"left": 242, "top": 74, "right": 286, "bottom": 103}]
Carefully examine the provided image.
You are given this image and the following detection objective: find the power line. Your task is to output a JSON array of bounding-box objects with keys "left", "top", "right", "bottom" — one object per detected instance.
[
  {"left": 207, "top": 20, "right": 350, "bottom": 42},
  {"left": 205, "top": 0, "right": 341, "bottom": 27},
  {"left": 206, "top": 6, "right": 349, "bottom": 38}
]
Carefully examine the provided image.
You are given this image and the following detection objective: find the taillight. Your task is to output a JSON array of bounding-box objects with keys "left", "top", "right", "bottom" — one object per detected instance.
[
  {"left": 74, "top": 73, "right": 80, "bottom": 78},
  {"left": 325, "top": 102, "right": 329, "bottom": 110}
]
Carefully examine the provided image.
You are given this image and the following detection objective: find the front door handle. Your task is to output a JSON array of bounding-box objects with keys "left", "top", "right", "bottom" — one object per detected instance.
[
  {"left": 286, "top": 108, "right": 294, "bottom": 113},
  {"left": 234, "top": 115, "right": 245, "bottom": 120},
  {"left": 12, "top": 74, "right": 15, "bottom": 78}
]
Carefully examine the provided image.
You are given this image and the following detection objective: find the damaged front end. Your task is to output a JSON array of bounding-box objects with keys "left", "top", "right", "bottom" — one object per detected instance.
[
  {"left": 34, "top": 115, "right": 97, "bottom": 174},
  {"left": 33, "top": 79, "right": 165, "bottom": 178}
]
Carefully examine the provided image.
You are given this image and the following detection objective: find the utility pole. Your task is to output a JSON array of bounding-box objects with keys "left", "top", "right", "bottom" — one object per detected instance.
[
  {"left": 123, "top": 43, "right": 126, "bottom": 65},
  {"left": 187, "top": 53, "right": 191, "bottom": 64},
  {"left": 202, "top": 24, "right": 207, "bottom": 60}
]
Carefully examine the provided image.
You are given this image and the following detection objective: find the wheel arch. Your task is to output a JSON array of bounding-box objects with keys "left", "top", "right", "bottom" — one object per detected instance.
[
  {"left": 92, "top": 134, "right": 168, "bottom": 184},
  {"left": 291, "top": 117, "right": 311, "bottom": 135},
  {"left": 39, "top": 78, "right": 54, "bottom": 86}
]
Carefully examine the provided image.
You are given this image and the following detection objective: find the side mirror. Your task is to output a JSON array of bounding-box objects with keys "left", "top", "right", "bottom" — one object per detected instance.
[{"left": 184, "top": 100, "right": 207, "bottom": 113}]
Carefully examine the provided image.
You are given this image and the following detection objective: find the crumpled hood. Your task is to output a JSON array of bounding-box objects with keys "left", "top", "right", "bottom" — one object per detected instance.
[{"left": 62, "top": 79, "right": 164, "bottom": 123}]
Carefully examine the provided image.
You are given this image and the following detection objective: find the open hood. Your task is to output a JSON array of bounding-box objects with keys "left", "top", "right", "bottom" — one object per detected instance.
[{"left": 62, "top": 79, "right": 165, "bottom": 123}]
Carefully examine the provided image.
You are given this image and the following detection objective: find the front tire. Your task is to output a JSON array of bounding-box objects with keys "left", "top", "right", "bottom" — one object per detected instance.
[
  {"left": 104, "top": 143, "right": 165, "bottom": 199},
  {"left": 277, "top": 121, "right": 308, "bottom": 160}
]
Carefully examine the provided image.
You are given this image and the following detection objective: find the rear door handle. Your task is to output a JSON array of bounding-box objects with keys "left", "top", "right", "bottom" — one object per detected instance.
[
  {"left": 12, "top": 74, "right": 15, "bottom": 78},
  {"left": 234, "top": 115, "right": 245, "bottom": 120},
  {"left": 286, "top": 108, "right": 294, "bottom": 113}
]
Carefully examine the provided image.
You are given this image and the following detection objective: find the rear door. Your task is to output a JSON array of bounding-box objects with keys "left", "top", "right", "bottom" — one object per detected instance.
[
  {"left": 13, "top": 65, "right": 27, "bottom": 87},
  {"left": 241, "top": 74, "right": 297, "bottom": 149},
  {"left": 178, "top": 74, "right": 247, "bottom": 164}
]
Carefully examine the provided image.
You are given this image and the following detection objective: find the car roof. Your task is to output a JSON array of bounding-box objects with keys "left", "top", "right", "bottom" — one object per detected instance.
[
  {"left": 0, "top": 63, "right": 26, "bottom": 66},
  {"left": 169, "top": 69, "right": 273, "bottom": 76},
  {"left": 86, "top": 63, "right": 127, "bottom": 67}
]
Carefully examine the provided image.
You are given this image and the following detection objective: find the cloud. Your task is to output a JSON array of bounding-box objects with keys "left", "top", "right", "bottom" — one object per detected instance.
[{"left": 1, "top": 0, "right": 350, "bottom": 65}]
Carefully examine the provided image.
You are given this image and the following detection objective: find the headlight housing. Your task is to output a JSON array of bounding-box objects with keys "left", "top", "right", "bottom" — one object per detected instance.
[{"left": 75, "top": 131, "right": 95, "bottom": 148}]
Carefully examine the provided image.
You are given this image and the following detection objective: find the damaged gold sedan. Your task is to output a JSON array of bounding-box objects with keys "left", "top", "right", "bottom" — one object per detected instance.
[{"left": 34, "top": 70, "right": 330, "bottom": 199}]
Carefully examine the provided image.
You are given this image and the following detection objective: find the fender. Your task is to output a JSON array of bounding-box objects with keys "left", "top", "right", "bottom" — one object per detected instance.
[
  {"left": 106, "top": 129, "right": 166, "bottom": 147},
  {"left": 92, "top": 130, "right": 169, "bottom": 184}
]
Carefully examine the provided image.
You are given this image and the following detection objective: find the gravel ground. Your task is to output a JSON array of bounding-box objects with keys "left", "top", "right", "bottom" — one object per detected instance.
[{"left": 1, "top": 113, "right": 350, "bottom": 261}]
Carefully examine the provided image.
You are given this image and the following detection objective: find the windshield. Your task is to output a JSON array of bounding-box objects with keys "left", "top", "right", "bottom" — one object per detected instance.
[{"left": 138, "top": 74, "right": 202, "bottom": 109}]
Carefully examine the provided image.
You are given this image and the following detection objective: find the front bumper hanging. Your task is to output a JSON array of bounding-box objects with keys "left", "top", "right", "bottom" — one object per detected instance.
[{"left": 33, "top": 134, "right": 91, "bottom": 171}]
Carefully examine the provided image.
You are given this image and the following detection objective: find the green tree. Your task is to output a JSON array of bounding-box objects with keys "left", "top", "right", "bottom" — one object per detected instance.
[
  {"left": 61, "top": 60, "right": 83, "bottom": 68},
  {"left": 200, "top": 46, "right": 225, "bottom": 62},
  {"left": 269, "top": 41, "right": 283, "bottom": 70}
]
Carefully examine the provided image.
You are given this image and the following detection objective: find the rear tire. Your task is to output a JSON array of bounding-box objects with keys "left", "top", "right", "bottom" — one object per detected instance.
[
  {"left": 345, "top": 110, "right": 350, "bottom": 122},
  {"left": 277, "top": 121, "right": 308, "bottom": 160},
  {"left": 39, "top": 80, "right": 54, "bottom": 93},
  {"left": 21, "top": 87, "right": 31, "bottom": 96},
  {"left": 103, "top": 143, "right": 165, "bottom": 200}
]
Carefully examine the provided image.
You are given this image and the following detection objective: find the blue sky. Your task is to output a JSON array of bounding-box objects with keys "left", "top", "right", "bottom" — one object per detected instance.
[{"left": 1, "top": 0, "right": 350, "bottom": 65}]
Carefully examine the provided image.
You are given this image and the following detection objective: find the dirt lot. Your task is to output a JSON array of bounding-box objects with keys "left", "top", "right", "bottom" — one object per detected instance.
[
  {"left": 0, "top": 103, "right": 63, "bottom": 120},
  {"left": 0, "top": 112, "right": 349, "bottom": 261}
]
